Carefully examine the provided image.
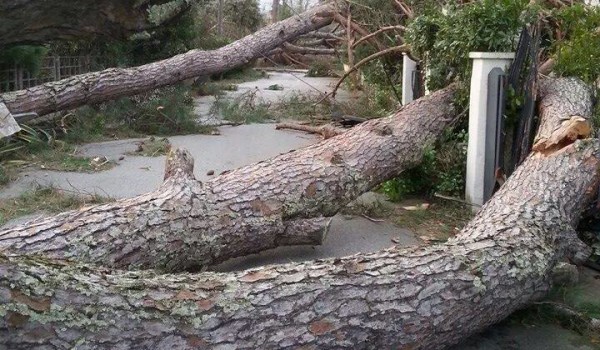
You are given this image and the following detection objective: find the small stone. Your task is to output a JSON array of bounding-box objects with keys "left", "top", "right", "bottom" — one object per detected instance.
[
  {"left": 206, "top": 170, "right": 215, "bottom": 176},
  {"left": 391, "top": 238, "right": 400, "bottom": 244},
  {"left": 118, "top": 156, "right": 125, "bottom": 161}
]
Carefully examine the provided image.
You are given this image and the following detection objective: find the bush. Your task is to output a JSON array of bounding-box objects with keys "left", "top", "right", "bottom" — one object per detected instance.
[
  {"left": 552, "top": 5, "right": 600, "bottom": 84},
  {"left": 381, "top": 129, "right": 468, "bottom": 201},
  {"left": 64, "top": 84, "right": 201, "bottom": 141},
  {"left": 306, "top": 62, "right": 335, "bottom": 77},
  {"left": 406, "top": 0, "right": 526, "bottom": 91}
]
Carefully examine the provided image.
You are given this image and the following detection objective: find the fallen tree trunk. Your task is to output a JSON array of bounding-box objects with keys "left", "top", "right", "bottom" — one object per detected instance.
[
  {"left": 276, "top": 122, "right": 345, "bottom": 138},
  {"left": 0, "top": 78, "right": 597, "bottom": 349},
  {"left": 0, "top": 86, "right": 458, "bottom": 271},
  {"left": 283, "top": 42, "right": 336, "bottom": 55},
  {"left": 1, "top": 137, "right": 598, "bottom": 349},
  {"left": 0, "top": 5, "right": 336, "bottom": 118}
]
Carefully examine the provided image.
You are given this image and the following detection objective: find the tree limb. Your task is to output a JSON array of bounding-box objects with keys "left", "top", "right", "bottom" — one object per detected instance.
[
  {"left": 0, "top": 4, "right": 337, "bottom": 117},
  {"left": 351, "top": 25, "right": 405, "bottom": 49},
  {"left": 331, "top": 45, "right": 408, "bottom": 97},
  {"left": 0, "top": 85, "right": 458, "bottom": 271}
]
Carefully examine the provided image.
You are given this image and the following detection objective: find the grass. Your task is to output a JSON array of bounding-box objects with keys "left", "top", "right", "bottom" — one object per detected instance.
[
  {"left": 17, "top": 148, "right": 115, "bottom": 172},
  {"left": 0, "top": 185, "right": 112, "bottom": 226},
  {"left": 342, "top": 195, "right": 473, "bottom": 241},
  {"left": 210, "top": 84, "right": 398, "bottom": 126},
  {"left": 0, "top": 84, "right": 211, "bottom": 187},
  {"left": 194, "top": 68, "right": 268, "bottom": 96},
  {"left": 126, "top": 137, "right": 172, "bottom": 157},
  {"left": 389, "top": 199, "right": 472, "bottom": 239},
  {"left": 211, "top": 91, "right": 276, "bottom": 124},
  {"left": 0, "top": 125, "right": 116, "bottom": 181}
]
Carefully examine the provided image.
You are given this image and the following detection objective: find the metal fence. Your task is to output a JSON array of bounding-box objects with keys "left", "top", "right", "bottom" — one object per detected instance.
[{"left": 0, "top": 56, "right": 104, "bottom": 93}]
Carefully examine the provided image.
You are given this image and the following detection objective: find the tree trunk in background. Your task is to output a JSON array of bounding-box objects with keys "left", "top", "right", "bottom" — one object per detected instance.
[
  {"left": 217, "top": 0, "right": 224, "bottom": 36},
  {"left": 1, "top": 108, "right": 598, "bottom": 349},
  {"left": 0, "top": 86, "right": 458, "bottom": 271},
  {"left": 0, "top": 4, "right": 336, "bottom": 118},
  {"left": 272, "top": 0, "right": 280, "bottom": 23},
  {"left": 0, "top": 0, "right": 193, "bottom": 49}
]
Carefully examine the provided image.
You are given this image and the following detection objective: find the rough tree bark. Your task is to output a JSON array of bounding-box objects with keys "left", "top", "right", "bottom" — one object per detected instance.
[
  {"left": 0, "top": 78, "right": 597, "bottom": 349},
  {"left": 532, "top": 77, "right": 593, "bottom": 152},
  {"left": 0, "top": 0, "right": 193, "bottom": 49},
  {"left": 0, "top": 4, "right": 337, "bottom": 118},
  {"left": 0, "top": 86, "right": 458, "bottom": 271}
]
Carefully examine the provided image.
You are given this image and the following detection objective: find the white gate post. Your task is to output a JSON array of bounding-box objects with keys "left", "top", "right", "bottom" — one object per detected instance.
[
  {"left": 402, "top": 53, "right": 418, "bottom": 105},
  {"left": 465, "top": 52, "right": 514, "bottom": 210}
]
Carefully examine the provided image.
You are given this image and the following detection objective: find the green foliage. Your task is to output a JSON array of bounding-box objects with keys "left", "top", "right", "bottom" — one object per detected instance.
[
  {"left": 50, "top": 0, "right": 261, "bottom": 66},
  {"left": 0, "top": 125, "right": 114, "bottom": 174},
  {"left": 406, "top": 0, "right": 527, "bottom": 91},
  {"left": 211, "top": 92, "right": 274, "bottom": 123},
  {"left": 65, "top": 85, "right": 202, "bottom": 139},
  {"left": 552, "top": 5, "right": 600, "bottom": 84},
  {"left": 128, "top": 137, "right": 172, "bottom": 157},
  {"left": 0, "top": 45, "right": 48, "bottom": 74},
  {"left": 0, "top": 185, "right": 111, "bottom": 226},
  {"left": 306, "top": 61, "right": 336, "bottom": 77},
  {"left": 381, "top": 129, "right": 468, "bottom": 201}
]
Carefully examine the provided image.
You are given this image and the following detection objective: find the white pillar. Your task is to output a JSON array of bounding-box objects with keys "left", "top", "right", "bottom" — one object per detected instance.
[
  {"left": 465, "top": 52, "right": 514, "bottom": 210},
  {"left": 424, "top": 66, "right": 431, "bottom": 96},
  {"left": 402, "top": 53, "right": 418, "bottom": 105}
]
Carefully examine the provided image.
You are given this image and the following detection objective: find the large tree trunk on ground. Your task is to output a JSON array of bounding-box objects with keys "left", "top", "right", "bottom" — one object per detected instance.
[
  {"left": 1, "top": 136, "right": 598, "bottom": 349},
  {"left": 0, "top": 86, "right": 457, "bottom": 271},
  {"left": 0, "top": 5, "right": 336, "bottom": 118},
  {"left": 0, "top": 0, "right": 192, "bottom": 49},
  {"left": 0, "top": 78, "right": 595, "bottom": 349}
]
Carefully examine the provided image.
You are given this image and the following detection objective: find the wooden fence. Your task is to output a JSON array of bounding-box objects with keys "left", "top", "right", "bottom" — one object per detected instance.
[{"left": 0, "top": 56, "right": 104, "bottom": 93}]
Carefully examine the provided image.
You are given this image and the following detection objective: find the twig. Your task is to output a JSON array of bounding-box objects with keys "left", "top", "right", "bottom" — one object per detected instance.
[
  {"left": 332, "top": 12, "right": 386, "bottom": 51},
  {"left": 361, "top": 214, "right": 386, "bottom": 222},
  {"left": 351, "top": 26, "right": 405, "bottom": 49},
  {"left": 331, "top": 45, "right": 408, "bottom": 97},
  {"left": 433, "top": 193, "right": 481, "bottom": 207}
]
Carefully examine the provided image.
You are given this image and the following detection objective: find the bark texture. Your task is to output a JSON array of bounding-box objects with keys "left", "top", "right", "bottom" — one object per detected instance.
[
  {"left": 0, "top": 5, "right": 336, "bottom": 117},
  {"left": 275, "top": 122, "right": 345, "bottom": 139},
  {"left": 0, "top": 78, "right": 596, "bottom": 349},
  {"left": 0, "top": 86, "right": 458, "bottom": 271},
  {"left": 533, "top": 77, "right": 593, "bottom": 152},
  {"left": 1, "top": 138, "right": 598, "bottom": 349},
  {"left": 0, "top": 0, "right": 191, "bottom": 49}
]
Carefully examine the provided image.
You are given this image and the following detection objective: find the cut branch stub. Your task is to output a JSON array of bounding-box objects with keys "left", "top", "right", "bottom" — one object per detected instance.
[
  {"left": 163, "top": 148, "right": 195, "bottom": 181},
  {"left": 532, "top": 77, "right": 593, "bottom": 153}
]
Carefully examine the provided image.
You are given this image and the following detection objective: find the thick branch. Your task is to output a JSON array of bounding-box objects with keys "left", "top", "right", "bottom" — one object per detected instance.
[
  {"left": 351, "top": 25, "right": 405, "bottom": 49},
  {"left": 332, "top": 45, "right": 408, "bottom": 97},
  {"left": 276, "top": 123, "right": 345, "bottom": 138},
  {"left": 332, "top": 12, "right": 386, "bottom": 51},
  {"left": 532, "top": 77, "right": 593, "bottom": 153},
  {"left": 0, "top": 86, "right": 458, "bottom": 271},
  {"left": 283, "top": 42, "right": 336, "bottom": 55},
  {"left": 0, "top": 5, "right": 336, "bottom": 117},
  {"left": 1, "top": 137, "right": 598, "bottom": 349}
]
